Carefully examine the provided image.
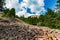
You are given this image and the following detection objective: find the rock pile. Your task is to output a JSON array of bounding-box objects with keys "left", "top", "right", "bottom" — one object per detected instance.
[{"left": 0, "top": 18, "right": 58, "bottom": 40}]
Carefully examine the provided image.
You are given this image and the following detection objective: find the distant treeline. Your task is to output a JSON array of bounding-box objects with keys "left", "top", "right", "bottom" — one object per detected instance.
[{"left": 18, "top": 9, "right": 60, "bottom": 29}]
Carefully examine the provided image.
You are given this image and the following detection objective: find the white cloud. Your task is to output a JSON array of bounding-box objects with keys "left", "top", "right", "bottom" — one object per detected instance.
[
  {"left": 16, "top": 9, "right": 26, "bottom": 17},
  {"left": 5, "top": 0, "right": 45, "bottom": 17},
  {"left": 38, "top": 0, "right": 44, "bottom": 6},
  {"left": 5, "top": 0, "right": 18, "bottom": 9}
]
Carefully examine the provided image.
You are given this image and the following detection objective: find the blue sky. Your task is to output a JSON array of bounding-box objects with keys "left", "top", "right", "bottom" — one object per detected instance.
[
  {"left": 5, "top": 0, "right": 57, "bottom": 17},
  {"left": 18, "top": 0, "right": 57, "bottom": 14},
  {"left": 18, "top": 0, "right": 57, "bottom": 9},
  {"left": 19, "top": 0, "right": 23, "bottom": 3},
  {"left": 44, "top": 0, "right": 57, "bottom": 9}
]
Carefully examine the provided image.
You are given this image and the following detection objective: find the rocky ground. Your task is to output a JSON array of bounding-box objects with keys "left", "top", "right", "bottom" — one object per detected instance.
[{"left": 0, "top": 18, "right": 60, "bottom": 40}]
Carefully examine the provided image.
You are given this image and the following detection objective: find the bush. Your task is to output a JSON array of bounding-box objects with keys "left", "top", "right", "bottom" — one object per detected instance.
[{"left": 2, "top": 8, "right": 15, "bottom": 18}]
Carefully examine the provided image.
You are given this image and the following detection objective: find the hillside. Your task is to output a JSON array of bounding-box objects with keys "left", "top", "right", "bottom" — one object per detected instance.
[{"left": 0, "top": 17, "right": 60, "bottom": 40}]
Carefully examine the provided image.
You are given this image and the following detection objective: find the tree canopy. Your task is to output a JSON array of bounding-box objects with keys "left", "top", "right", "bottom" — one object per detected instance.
[
  {"left": 3, "top": 8, "right": 16, "bottom": 18},
  {"left": 57, "top": 0, "right": 60, "bottom": 10}
]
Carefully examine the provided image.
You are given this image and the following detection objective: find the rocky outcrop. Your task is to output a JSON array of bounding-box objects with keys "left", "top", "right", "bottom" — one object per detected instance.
[{"left": 0, "top": 18, "right": 59, "bottom": 40}]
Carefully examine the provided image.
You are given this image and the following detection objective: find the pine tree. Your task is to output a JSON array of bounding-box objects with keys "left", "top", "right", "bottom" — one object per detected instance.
[
  {"left": 57, "top": 0, "right": 60, "bottom": 10},
  {"left": 0, "top": 0, "right": 5, "bottom": 11},
  {"left": 9, "top": 8, "right": 15, "bottom": 18}
]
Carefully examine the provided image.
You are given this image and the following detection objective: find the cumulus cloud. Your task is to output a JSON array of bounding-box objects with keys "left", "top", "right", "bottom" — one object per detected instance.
[
  {"left": 5, "top": 0, "right": 45, "bottom": 17},
  {"left": 16, "top": 9, "right": 26, "bottom": 17},
  {"left": 5, "top": 0, "right": 18, "bottom": 9}
]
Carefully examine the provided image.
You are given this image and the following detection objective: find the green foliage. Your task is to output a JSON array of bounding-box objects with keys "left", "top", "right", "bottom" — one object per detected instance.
[
  {"left": 2, "top": 8, "right": 15, "bottom": 18},
  {"left": 4, "top": 9, "right": 9, "bottom": 14},
  {"left": 19, "top": 9, "right": 60, "bottom": 29},
  {"left": 0, "top": 0, "right": 5, "bottom": 11},
  {"left": 2, "top": 9, "right": 9, "bottom": 17},
  {"left": 9, "top": 8, "right": 15, "bottom": 17},
  {"left": 57, "top": 0, "right": 60, "bottom": 10}
]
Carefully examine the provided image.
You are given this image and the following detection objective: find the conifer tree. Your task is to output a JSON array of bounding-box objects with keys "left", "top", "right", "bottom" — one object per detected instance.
[{"left": 0, "top": 0, "right": 5, "bottom": 11}]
